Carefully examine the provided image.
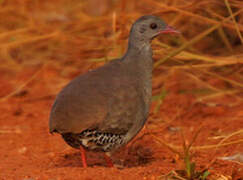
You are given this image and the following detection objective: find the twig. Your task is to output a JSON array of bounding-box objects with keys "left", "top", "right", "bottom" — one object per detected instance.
[
  {"left": 153, "top": 9, "right": 243, "bottom": 68},
  {"left": 224, "top": 0, "right": 243, "bottom": 44},
  {"left": 0, "top": 65, "right": 44, "bottom": 102}
]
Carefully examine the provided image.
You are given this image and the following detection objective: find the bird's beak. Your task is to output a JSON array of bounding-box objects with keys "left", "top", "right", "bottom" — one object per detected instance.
[{"left": 159, "top": 25, "right": 180, "bottom": 34}]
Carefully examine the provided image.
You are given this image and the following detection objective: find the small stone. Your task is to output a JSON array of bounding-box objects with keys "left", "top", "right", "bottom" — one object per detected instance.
[{"left": 18, "top": 147, "right": 27, "bottom": 154}]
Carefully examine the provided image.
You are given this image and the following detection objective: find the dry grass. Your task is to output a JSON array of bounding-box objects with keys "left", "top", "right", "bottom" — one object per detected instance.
[{"left": 1, "top": 0, "right": 242, "bottom": 102}]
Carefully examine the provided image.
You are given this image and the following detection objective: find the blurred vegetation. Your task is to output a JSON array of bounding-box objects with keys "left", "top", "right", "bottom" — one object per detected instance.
[{"left": 0, "top": 0, "right": 242, "bottom": 104}]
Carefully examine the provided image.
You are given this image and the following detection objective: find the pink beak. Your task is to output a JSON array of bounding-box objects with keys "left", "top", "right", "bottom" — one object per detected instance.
[{"left": 159, "top": 25, "right": 180, "bottom": 34}]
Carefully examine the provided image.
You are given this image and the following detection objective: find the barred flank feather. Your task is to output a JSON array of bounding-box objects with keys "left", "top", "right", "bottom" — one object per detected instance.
[{"left": 62, "top": 129, "right": 125, "bottom": 152}]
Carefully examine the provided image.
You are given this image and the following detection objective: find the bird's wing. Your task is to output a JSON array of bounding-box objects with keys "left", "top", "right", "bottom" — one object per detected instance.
[{"left": 49, "top": 60, "right": 143, "bottom": 134}]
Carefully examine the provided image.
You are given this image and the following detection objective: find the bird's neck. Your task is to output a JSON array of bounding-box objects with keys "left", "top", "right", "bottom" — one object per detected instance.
[
  {"left": 126, "top": 35, "right": 152, "bottom": 57},
  {"left": 124, "top": 37, "right": 153, "bottom": 72},
  {"left": 123, "top": 38, "right": 153, "bottom": 93}
]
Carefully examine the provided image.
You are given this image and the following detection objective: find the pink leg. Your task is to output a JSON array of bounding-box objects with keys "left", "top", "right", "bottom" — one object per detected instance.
[
  {"left": 80, "top": 146, "right": 87, "bottom": 168},
  {"left": 104, "top": 153, "right": 113, "bottom": 167}
]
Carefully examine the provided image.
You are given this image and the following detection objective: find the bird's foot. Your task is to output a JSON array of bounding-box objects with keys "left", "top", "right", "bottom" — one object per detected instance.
[
  {"left": 80, "top": 146, "right": 88, "bottom": 168},
  {"left": 104, "top": 152, "right": 113, "bottom": 167}
]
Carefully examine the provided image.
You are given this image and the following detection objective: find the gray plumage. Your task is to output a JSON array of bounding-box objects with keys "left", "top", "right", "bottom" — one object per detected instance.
[{"left": 49, "top": 15, "right": 174, "bottom": 152}]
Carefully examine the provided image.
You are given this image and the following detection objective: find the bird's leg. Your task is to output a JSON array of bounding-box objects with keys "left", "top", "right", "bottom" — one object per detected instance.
[
  {"left": 104, "top": 152, "right": 113, "bottom": 167},
  {"left": 80, "top": 146, "right": 87, "bottom": 168}
]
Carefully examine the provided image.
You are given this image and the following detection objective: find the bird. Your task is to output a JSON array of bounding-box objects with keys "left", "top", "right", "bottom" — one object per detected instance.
[{"left": 49, "top": 15, "right": 179, "bottom": 168}]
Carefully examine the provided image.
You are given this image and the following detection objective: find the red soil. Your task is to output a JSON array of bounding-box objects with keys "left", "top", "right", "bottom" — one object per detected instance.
[{"left": 0, "top": 65, "right": 242, "bottom": 179}]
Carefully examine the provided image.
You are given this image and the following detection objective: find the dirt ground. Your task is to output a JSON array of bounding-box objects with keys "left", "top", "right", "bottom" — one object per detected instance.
[{"left": 0, "top": 64, "right": 242, "bottom": 180}]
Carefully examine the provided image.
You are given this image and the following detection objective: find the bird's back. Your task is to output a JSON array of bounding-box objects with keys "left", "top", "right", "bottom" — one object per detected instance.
[{"left": 49, "top": 58, "right": 148, "bottom": 138}]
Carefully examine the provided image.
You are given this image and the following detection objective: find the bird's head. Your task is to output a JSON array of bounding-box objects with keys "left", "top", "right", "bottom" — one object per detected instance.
[{"left": 129, "top": 15, "right": 180, "bottom": 44}]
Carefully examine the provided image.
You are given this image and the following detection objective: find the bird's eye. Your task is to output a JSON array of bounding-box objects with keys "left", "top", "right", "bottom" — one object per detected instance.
[{"left": 150, "top": 23, "right": 157, "bottom": 29}]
